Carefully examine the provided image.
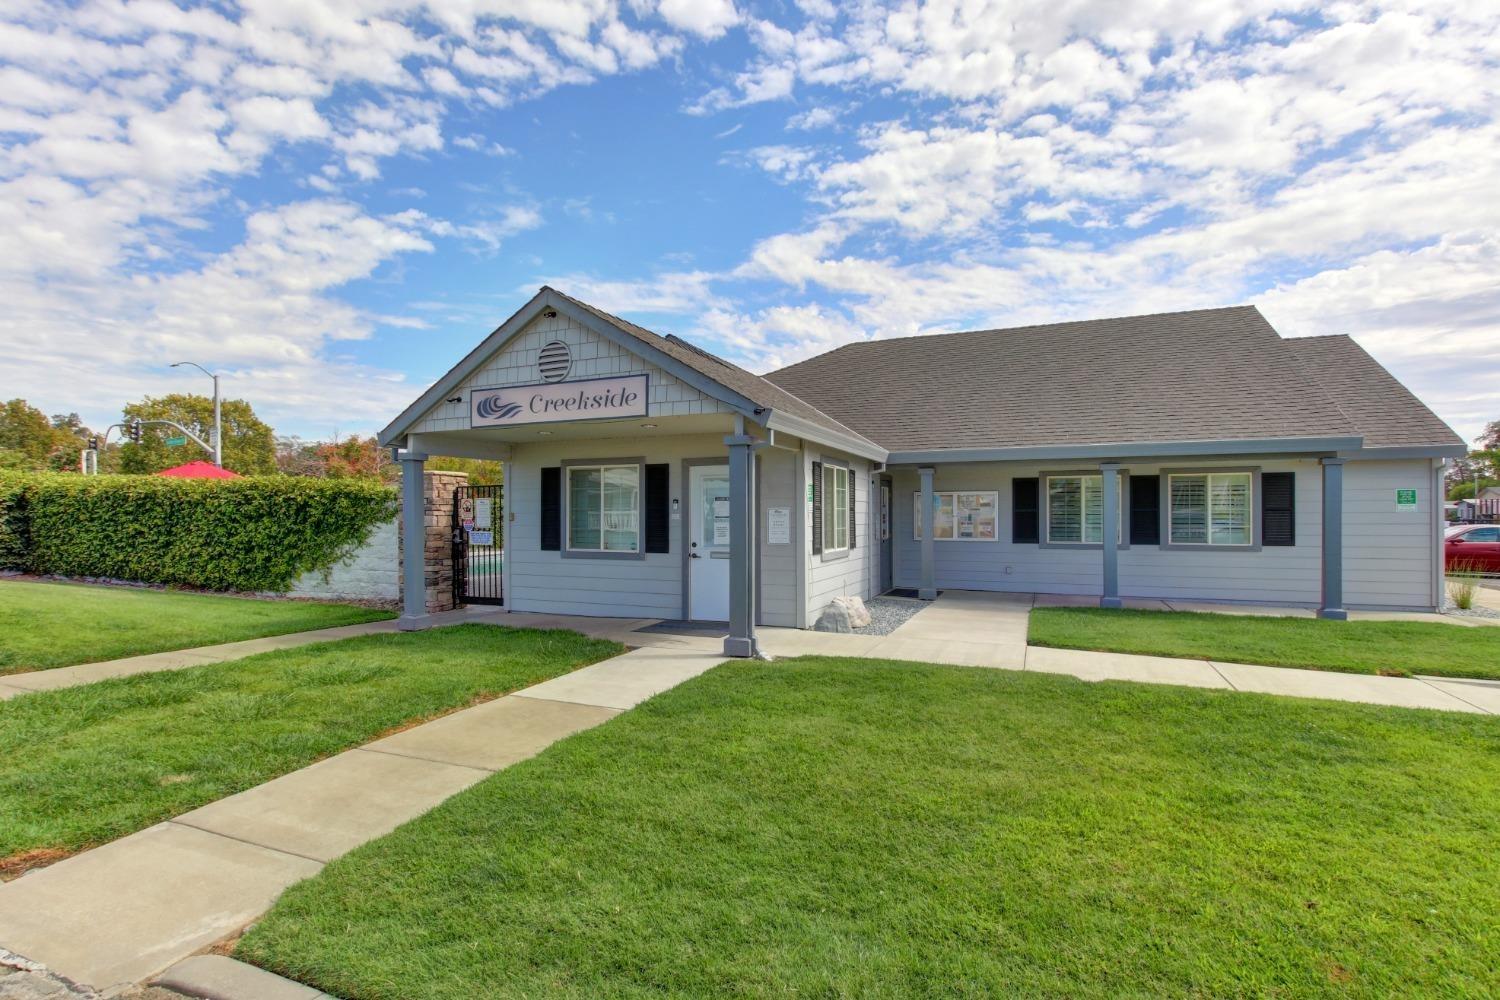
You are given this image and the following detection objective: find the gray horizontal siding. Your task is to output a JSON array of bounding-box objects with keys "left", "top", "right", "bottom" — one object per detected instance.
[
  {"left": 505, "top": 435, "right": 723, "bottom": 620},
  {"left": 1343, "top": 459, "right": 1437, "bottom": 608},
  {"left": 893, "top": 459, "right": 1326, "bottom": 604},
  {"left": 806, "top": 450, "right": 873, "bottom": 620},
  {"left": 758, "top": 447, "right": 799, "bottom": 627}
]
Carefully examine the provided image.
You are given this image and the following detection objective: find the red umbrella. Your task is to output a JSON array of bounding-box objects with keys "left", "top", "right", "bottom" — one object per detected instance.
[{"left": 153, "top": 461, "right": 241, "bottom": 479}]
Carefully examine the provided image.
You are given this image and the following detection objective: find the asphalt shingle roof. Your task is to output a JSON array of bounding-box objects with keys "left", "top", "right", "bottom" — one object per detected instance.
[
  {"left": 1283, "top": 334, "right": 1464, "bottom": 449},
  {"left": 547, "top": 287, "right": 879, "bottom": 451},
  {"left": 762, "top": 306, "right": 1457, "bottom": 454}
]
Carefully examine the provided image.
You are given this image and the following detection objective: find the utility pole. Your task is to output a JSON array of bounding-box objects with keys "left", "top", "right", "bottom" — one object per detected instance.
[{"left": 170, "top": 362, "right": 222, "bottom": 467}]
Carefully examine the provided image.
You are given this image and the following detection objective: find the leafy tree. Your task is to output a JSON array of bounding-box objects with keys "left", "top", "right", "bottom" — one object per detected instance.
[
  {"left": 119, "top": 394, "right": 277, "bottom": 475},
  {"left": 0, "top": 400, "right": 110, "bottom": 471},
  {"left": 430, "top": 455, "right": 503, "bottom": 485},
  {"left": 1446, "top": 419, "right": 1500, "bottom": 499},
  {"left": 316, "top": 436, "right": 393, "bottom": 481},
  {"left": 0, "top": 399, "right": 62, "bottom": 466}
]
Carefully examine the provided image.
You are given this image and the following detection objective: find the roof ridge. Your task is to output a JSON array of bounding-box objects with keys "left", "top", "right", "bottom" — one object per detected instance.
[{"left": 765, "top": 304, "right": 1263, "bottom": 376}]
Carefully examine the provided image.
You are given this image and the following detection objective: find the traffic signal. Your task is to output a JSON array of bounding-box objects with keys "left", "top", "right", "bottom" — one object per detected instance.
[
  {"left": 87, "top": 435, "right": 99, "bottom": 451},
  {"left": 128, "top": 420, "right": 142, "bottom": 444}
]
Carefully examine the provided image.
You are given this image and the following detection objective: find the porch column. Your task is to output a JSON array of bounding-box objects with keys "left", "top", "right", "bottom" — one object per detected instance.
[
  {"left": 398, "top": 448, "right": 431, "bottom": 630},
  {"left": 1318, "top": 457, "right": 1348, "bottom": 620},
  {"left": 724, "top": 422, "right": 760, "bottom": 658},
  {"left": 1100, "top": 462, "right": 1123, "bottom": 609},
  {"left": 918, "top": 466, "right": 937, "bottom": 600}
]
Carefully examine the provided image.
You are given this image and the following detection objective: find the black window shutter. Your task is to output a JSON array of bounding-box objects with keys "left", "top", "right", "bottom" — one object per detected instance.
[
  {"left": 810, "top": 461, "right": 823, "bottom": 555},
  {"left": 644, "top": 463, "right": 670, "bottom": 553},
  {"left": 848, "top": 471, "right": 857, "bottom": 549},
  {"left": 540, "top": 467, "right": 561, "bottom": 551},
  {"left": 1012, "top": 477, "right": 1039, "bottom": 544},
  {"left": 1262, "top": 472, "right": 1295, "bottom": 546},
  {"left": 1129, "top": 475, "right": 1160, "bottom": 545}
]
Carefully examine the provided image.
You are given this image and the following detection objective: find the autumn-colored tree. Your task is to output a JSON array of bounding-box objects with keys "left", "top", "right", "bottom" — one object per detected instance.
[
  {"left": 119, "top": 394, "right": 277, "bottom": 475},
  {"left": 430, "top": 455, "right": 504, "bottom": 485},
  {"left": 316, "top": 436, "right": 394, "bottom": 481}
]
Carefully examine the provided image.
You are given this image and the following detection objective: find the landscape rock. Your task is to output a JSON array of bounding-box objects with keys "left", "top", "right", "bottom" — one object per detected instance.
[
  {"left": 813, "top": 603, "right": 853, "bottom": 633},
  {"left": 830, "top": 596, "right": 872, "bottom": 628}
]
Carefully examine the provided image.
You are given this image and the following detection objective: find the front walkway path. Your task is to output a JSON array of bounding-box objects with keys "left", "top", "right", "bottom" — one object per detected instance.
[
  {"left": 763, "top": 590, "right": 1497, "bottom": 715},
  {"left": 0, "top": 640, "right": 727, "bottom": 994}
]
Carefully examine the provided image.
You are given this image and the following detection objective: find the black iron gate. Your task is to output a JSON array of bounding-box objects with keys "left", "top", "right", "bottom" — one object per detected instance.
[{"left": 453, "top": 484, "right": 504, "bottom": 606}]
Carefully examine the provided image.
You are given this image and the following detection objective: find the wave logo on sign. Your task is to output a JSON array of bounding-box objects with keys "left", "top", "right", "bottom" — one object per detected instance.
[{"left": 475, "top": 396, "right": 524, "bottom": 421}]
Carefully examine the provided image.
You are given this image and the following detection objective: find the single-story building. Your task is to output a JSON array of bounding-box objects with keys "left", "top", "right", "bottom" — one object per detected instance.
[{"left": 379, "top": 287, "right": 1466, "bottom": 657}]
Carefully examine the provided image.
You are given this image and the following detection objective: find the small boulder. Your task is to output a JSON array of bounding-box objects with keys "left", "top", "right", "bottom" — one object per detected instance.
[
  {"left": 814, "top": 603, "right": 853, "bottom": 633},
  {"left": 831, "top": 595, "right": 872, "bottom": 628}
]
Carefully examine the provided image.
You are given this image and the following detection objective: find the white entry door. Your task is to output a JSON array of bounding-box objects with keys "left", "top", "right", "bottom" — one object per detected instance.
[{"left": 688, "top": 464, "right": 732, "bottom": 621}]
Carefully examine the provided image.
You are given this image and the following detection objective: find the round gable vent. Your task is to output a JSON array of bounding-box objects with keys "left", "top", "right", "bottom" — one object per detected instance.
[{"left": 538, "top": 341, "right": 572, "bottom": 382}]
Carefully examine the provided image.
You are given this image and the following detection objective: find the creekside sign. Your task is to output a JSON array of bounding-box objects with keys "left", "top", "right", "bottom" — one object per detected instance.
[{"left": 470, "top": 374, "right": 649, "bottom": 428}]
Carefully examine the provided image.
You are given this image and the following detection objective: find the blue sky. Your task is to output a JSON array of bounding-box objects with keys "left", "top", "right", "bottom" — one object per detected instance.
[{"left": 3, "top": 0, "right": 1497, "bottom": 445}]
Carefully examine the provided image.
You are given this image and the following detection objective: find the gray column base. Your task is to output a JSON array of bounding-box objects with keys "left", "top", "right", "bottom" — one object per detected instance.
[
  {"left": 397, "top": 613, "right": 435, "bottom": 632},
  {"left": 918, "top": 587, "right": 937, "bottom": 601},
  {"left": 723, "top": 636, "right": 759, "bottom": 658},
  {"left": 1317, "top": 608, "right": 1349, "bottom": 621},
  {"left": 1099, "top": 596, "right": 1124, "bottom": 609}
]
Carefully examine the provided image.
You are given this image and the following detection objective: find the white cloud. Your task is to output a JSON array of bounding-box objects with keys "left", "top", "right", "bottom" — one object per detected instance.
[
  {"left": 0, "top": 0, "right": 717, "bottom": 435},
  {"left": 657, "top": 0, "right": 738, "bottom": 40},
  {"left": 786, "top": 105, "right": 837, "bottom": 130}
]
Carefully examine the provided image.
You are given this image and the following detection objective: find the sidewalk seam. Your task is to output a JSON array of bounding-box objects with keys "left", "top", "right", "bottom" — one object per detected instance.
[
  {"left": 511, "top": 691, "right": 629, "bottom": 711},
  {"left": 1206, "top": 661, "right": 1238, "bottom": 690},
  {"left": 1413, "top": 676, "right": 1492, "bottom": 714},
  {"left": 353, "top": 746, "right": 499, "bottom": 773},
  {"left": 166, "top": 819, "right": 328, "bottom": 867}
]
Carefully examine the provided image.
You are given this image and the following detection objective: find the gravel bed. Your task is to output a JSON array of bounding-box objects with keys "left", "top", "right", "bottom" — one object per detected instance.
[
  {"left": 854, "top": 596, "right": 929, "bottom": 636},
  {"left": 1442, "top": 601, "right": 1500, "bottom": 619}
]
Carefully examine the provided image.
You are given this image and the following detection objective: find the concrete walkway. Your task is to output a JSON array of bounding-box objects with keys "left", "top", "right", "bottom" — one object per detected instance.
[
  {"left": 762, "top": 590, "right": 1498, "bottom": 714},
  {"left": 0, "top": 642, "right": 727, "bottom": 994}
]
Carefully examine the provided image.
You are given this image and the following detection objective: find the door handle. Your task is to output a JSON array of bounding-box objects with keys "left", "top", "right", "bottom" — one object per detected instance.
[{"left": 689, "top": 552, "right": 701, "bottom": 559}]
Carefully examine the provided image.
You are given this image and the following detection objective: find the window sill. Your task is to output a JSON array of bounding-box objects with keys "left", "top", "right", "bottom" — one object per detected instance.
[{"left": 819, "top": 547, "right": 850, "bottom": 563}]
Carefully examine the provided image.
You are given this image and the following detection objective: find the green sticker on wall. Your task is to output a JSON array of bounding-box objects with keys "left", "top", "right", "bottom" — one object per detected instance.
[{"left": 1395, "top": 488, "right": 1417, "bottom": 509}]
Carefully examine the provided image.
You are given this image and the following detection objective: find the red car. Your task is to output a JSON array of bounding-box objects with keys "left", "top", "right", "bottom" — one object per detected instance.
[{"left": 1446, "top": 524, "right": 1500, "bottom": 573}]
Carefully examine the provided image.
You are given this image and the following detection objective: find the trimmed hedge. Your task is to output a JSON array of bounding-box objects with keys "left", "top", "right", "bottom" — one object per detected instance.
[{"left": 0, "top": 473, "right": 397, "bottom": 592}]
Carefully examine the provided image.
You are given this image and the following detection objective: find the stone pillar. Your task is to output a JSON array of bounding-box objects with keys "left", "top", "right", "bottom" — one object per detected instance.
[
  {"left": 918, "top": 467, "right": 937, "bottom": 600},
  {"left": 397, "top": 450, "right": 428, "bottom": 630},
  {"left": 1318, "top": 457, "right": 1347, "bottom": 620},
  {"left": 724, "top": 424, "right": 760, "bottom": 658},
  {"left": 1100, "top": 462, "right": 1123, "bottom": 609},
  {"left": 423, "top": 469, "right": 468, "bottom": 615}
]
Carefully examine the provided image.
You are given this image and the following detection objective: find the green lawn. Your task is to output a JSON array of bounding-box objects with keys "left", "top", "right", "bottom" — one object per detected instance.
[
  {"left": 0, "top": 579, "right": 395, "bottom": 674},
  {"left": 238, "top": 657, "right": 1500, "bottom": 999},
  {"left": 1029, "top": 607, "right": 1500, "bottom": 680},
  {"left": 0, "top": 625, "right": 621, "bottom": 871}
]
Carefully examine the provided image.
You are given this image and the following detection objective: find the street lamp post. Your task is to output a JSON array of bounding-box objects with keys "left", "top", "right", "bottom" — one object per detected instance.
[{"left": 170, "top": 362, "right": 222, "bottom": 468}]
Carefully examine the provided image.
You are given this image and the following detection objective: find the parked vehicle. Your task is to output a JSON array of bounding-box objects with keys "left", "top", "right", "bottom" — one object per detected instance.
[{"left": 1445, "top": 524, "right": 1500, "bottom": 573}]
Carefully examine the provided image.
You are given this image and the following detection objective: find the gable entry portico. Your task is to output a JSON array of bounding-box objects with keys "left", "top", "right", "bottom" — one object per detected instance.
[{"left": 379, "top": 287, "right": 887, "bottom": 659}]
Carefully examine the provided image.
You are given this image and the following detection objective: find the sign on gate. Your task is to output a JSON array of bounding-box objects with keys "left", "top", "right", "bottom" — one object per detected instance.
[{"left": 454, "top": 484, "right": 505, "bottom": 608}]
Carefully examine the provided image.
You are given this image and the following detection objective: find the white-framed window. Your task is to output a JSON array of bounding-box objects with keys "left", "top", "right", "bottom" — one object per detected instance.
[
  {"left": 567, "top": 464, "right": 640, "bottom": 552},
  {"left": 1044, "top": 474, "right": 1123, "bottom": 545},
  {"left": 1168, "top": 472, "right": 1253, "bottom": 546},
  {"left": 913, "top": 491, "right": 999, "bottom": 541},
  {"left": 823, "top": 464, "right": 850, "bottom": 552}
]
